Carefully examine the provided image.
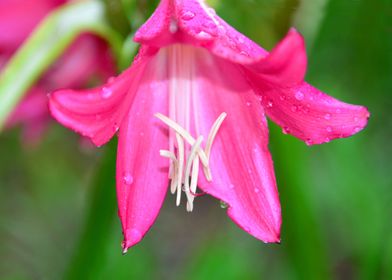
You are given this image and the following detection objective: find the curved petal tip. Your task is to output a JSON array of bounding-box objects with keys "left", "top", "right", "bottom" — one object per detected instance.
[{"left": 121, "top": 228, "right": 143, "bottom": 253}]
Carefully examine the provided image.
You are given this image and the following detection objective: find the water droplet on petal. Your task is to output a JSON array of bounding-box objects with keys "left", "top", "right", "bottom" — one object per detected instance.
[
  {"left": 123, "top": 172, "right": 133, "bottom": 185},
  {"left": 169, "top": 20, "right": 178, "bottom": 33},
  {"left": 279, "top": 95, "right": 286, "bottom": 101},
  {"left": 353, "top": 126, "right": 361, "bottom": 133},
  {"left": 257, "top": 96, "right": 263, "bottom": 102},
  {"left": 229, "top": 184, "right": 235, "bottom": 189},
  {"left": 240, "top": 50, "right": 249, "bottom": 57},
  {"left": 246, "top": 101, "right": 251, "bottom": 107},
  {"left": 295, "top": 91, "right": 304, "bottom": 101},
  {"left": 181, "top": 11, "right": 195, "bottom": 20},
  {"left": 305, "top": 139, "right": 313, "bottom": 146},
  {"left": 324, "top": 113, "right": 331, "bottom": 120},
  {"left": 208, "top": 8, "right": 216, "bottom": 15},
  {"left": 254, "top": 188, "right": 260, "bottom": 193},
  {"left": 354, "top": 117, "right": 359, "bottom": 122},
  {"left": 102, "top": 87, "right": 112, "bottom": 99},
  {"left": 282, "top": 127, "right": 290, "bottom": 135},
  {"left": 220, "top": 201, "right": 229, "bottom": 209},
  {"left": 324, "top": 137, "right": 331, "bottom": 143},
  {"left": 107, "top": 77, "right": 115, "bottom": 84},
  {"left": 326, "top": 126, "right": 333, "bottom": 132},
  {"left": 197, "top": 31, "right": 213, "bottom": 40},
  {"left": 291, "top": 105, "right": 298, "bottom": 112},
  {"left": 266, "top": 100, "right": 273, "bottom": 108},
  {"left": 336, "top": 108, "right": 342, "bottom": 113},
  {"left": 113, "top": 123, "right": 120, "bottom": 132}
]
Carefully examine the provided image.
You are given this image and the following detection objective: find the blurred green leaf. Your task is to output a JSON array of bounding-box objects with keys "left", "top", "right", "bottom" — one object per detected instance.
[
  {"left": 65, "top": 140, "right": 118, "bottom": 280},
  {"left": 102, "top": 0, "right": 132, "bottom": 37},
  {"left": 0, "top": 0, "right": 122, "bottom": 130}
]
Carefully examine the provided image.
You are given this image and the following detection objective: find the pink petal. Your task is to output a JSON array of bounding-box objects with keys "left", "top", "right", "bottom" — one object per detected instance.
[
  {"left": 134, "top": 0, "right": 266, "bottom": 62},
  {"left": 116, "top": 56, "right": 169, "bottom": 252},
  {"left": 249, "top": 80, "right": 370, "bottom": 145},
  {"left": 49, "top": 47, "right": 154, "bottom": 147},
  {"left": 193, "top": 49, "right": 281, "bottom": 242},
  {"left": 0, "top": 0, "right": 64, "bottom": 53},
  {"left": 46, "top": 35, "right": 114, "bottom": 89},
  {"left": 246, "top": 29, "right": 307, "bottom": 86},
  {"left": 6, "top": 87, "right": 48, "bottom": 126},
  {"left": 135, "top": 0, "right": 305, "bottom": 87},
  {"left": 134, "top": 0, "right": 174, "bottom": 46},
  {"left": 6, "top": 87, "right": 49, "bottom": 143}
]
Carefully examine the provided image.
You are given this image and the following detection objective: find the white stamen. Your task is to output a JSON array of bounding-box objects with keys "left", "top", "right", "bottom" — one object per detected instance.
[
  {"left": 155, "top": 113, "right": 210, "bottom": 168},
  {"left": 203, "top": 112, "right": 227, "bottom": 180},
  {"left": 176, "top": 134, "right": 184, "bottom": 206},
  {"left": 155, "top": 113, "right": 226, "bottom": 211},
  {"left": 159, "top": 150, "right": 178, "bottom": 195},
  {"left": 184, "top": 136, "right": 203, "bottom": 212}
]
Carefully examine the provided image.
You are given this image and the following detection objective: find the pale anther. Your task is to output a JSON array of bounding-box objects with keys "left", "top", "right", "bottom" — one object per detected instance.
[{"left": 155, "top": 112, "right": 226, "bottom": 211}]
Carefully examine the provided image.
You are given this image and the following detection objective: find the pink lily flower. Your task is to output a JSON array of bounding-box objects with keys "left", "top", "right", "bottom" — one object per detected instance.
[
  {"left": 49, "top": 0, "right": 369, "bottom": 252},
  {"left": 0, "top": 0, "right": 114, "bottom": 143}
]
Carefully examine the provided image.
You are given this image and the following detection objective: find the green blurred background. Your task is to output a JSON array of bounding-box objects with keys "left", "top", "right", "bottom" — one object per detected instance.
[{"left": 1, "top": 0, "right": 391, "bottom": 279}]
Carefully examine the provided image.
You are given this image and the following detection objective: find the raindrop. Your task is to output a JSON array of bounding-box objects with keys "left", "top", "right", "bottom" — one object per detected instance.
[
  {"left": 107, "top": 77, "right": 115, "bottom": 84},
  {"left": 169, "top": 20, "right": 178, "bottom": 33},
  {"left": 181, "top": 11, "right": 195, "bottom": 20},
  {"left": 326, "top": 126, "right": 333, "bottom": 132},
  {"left": 246, "top": 101, "right": 252, "bottom": 107},
  {"left": 336, "top": 109, "right": 342, "bottom": 113},
  {"left": 295, "top": 91, "right": 304, "bottom": 101},
  {"left": 305, "top": 138, "right": 313, "bottom": 146},
  {"left": 279, "top": 95, "right": 286, "bottom": 101},
  {"left": 123, "top": 173, "right": 133, "bottom": 185},
  {"left": 282, "top": 127, "right": 290, "bottom": 135},
  {"left": 229, "top": 184, "right": 235, "bottom": 189},
  {"left": 291, "top": 105, "right": 298, "bottom": 112},
  {"left": 353, "top": 126, "right": 361, "bottom": 133},
  {"left": 324, "top": 137, "right": 331, "bottom": 143},
  {"left": 354, "top": 117, "right": 359, "bottom": 122},
  {"left": 257, "top": 96, "right": 263, "bottom": 102},
  {"left": 240, "top": 50, "right": 249, "bottom": 57},
  {"left": 254, "top": 188, "right": 260, "bottom": 193},
  {"left": 101, "top": 87, "right": 112, "bottom": 99},
  {"left": 266, "top": 100, "right": 273, "bottom": 108},
  {"left": 324, "top": 113, "right": 332, "bottom": 120},
  {"left": 208, "top": 8, "right": 216, "bottom": 15},
  {"left": 197, "top": 31, "right": 213, "bottom": 40},
  {"left": 220, "top": 201, "right": 229, "bottom": 209},
  {"left": 113, "top": 123, "right": 120, "bottom": 132},
  {"left": 218, "top": 25, "right": 226, "bottom": 34}
]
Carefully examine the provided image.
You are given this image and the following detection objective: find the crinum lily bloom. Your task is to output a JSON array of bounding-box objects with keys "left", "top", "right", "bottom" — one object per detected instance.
[{"left": 49, "top": 0, "right": 369, "bottom": 252}]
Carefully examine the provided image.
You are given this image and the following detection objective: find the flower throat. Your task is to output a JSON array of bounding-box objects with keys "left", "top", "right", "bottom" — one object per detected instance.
[{"left": 155, "top": 44, "right": 226, "bottom": 211}]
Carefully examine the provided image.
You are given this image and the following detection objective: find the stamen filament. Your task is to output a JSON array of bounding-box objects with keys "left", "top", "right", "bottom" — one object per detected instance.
[
  {"left": 184, "top": 136, "right": 203, "bottom": 212},
  {"left": 155, "top": 113, "right": 210, "bottom": 167},
  {"left": 155, "top": 112, "right": 226, "bottom": 211},
  {"left": 176, "top": 133, "right": 184, "bottom": 206}
]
